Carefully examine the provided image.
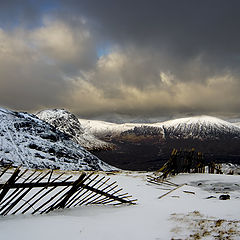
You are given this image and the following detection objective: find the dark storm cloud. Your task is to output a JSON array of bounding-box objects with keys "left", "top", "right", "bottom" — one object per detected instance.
[
  {"left": 1, "top": 0, "right": 240, "bottom": 118},
  {"left": 0, "top": 1, "right": 43, "bottom": 28},
  {"left": 63, "top": 0, "right": 240, "bottom": 56},
  {"left": 59, "top": 0, "right": 240, "bottom": 93}
]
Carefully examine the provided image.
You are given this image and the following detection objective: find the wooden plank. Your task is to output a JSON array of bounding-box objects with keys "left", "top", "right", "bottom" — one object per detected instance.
[
  {"left": 46, "top": 170, "right": 53, "bottom": 187},
  {"left": 0, "top": 180, "right": 78, "bottom": 189},
  {"left": 158, "top": 185, "right": 185, "bottom": 199}
]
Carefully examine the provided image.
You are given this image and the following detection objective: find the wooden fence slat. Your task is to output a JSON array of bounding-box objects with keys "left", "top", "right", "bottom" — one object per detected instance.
[
  {"left": 23, "top": 175, "right": 73, "bottom": 214},
  {"left": 82, "top": 180, "right": 117, "bottom": 206},
  {"left": 13, "top": 173, "right": 65, "bottom": 214},
  {"left": 1, "top": 171, "right": 50, "bottom": 215},
  {"left": 33, "top": 185, "right": 70, "bottom": 214},
  {"left": 78, "top": 177, "right": 111, "bottom": 207},
  {"left": 74, "top": 180, "right": 117, "bottom": 207},
  {"left": 89, "top": 184, "right": 119, "bottom": 205},
  {"left": 0, "top": 170, "right": 37, "bottom": 211},
  {"left": 0, "top": 165, "right": 12, "bottom": 179},
  {"left": 65, "top": 173, "right": 100, "bottom": 208},
  {"left": 0, "top": 168, "right": 20, "bottom": 203},
  {"left": 71, "top": 175, "right": 100, "bottom": 207},
  {"left": 0, "top": 167, "right": 137, "bottom": 216},
  {"left": 92, "top": 188, "right": 123, "bottom": 205},
  {"left": 52, "top": 173, "right": 86, "bottom": 209},
  {"left": 77, "top": 176, "right": 106, "bottom": 206}
]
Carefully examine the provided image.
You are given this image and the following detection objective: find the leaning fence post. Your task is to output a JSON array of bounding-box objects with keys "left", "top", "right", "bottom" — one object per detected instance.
[{"left": 53, "top": 172, "right": 87, "bottom": 209}]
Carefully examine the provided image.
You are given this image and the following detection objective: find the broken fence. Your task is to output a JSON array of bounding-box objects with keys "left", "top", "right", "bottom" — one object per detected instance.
[{"left": 0, "top": 165, "right": 137, "bottom": 216}]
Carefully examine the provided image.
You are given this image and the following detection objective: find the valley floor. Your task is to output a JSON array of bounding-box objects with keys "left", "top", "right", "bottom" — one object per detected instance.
[{"left": 0, "top": 172, "right": 240, "bottom": 240}]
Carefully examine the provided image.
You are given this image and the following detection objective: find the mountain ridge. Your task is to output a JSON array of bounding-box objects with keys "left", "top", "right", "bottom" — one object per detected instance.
[
  {"left": 79, "top": 115, "right": 240, "bottom": 171},
  {"left": 80, "top": 115, "right": 240, "bottom": 140},
  {"left": 36, "top": 109, "right": 112, "bottom": 150}
]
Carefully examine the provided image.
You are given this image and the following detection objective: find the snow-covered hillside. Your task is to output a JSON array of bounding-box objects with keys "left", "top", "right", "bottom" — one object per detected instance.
[
  {"left": 80, "top": 115, "right": 240, "bottom": 140},
  {"left": 79, "top": 119, "right": 144, "bottom": 137},
  {"left": 233, "top": 122, "right": 240, "bottom": 127},
  {"left": 36, "top": 109, "right": 112, "bottom": 150},
  {"left": 0, "top": 108, "right": 115, "bottom": 171},
  {"left": 161, "top": 115, "right": 240, "bottom": 139}
]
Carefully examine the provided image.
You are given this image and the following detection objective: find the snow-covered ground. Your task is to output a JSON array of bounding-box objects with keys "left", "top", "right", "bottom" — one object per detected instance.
[{"left": 0, "top": 171, "right": 240, "bottom": 240}]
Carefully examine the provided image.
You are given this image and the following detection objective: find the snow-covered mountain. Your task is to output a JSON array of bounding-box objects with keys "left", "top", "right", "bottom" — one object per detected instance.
[
  {"left": 0, "top": 107, "right": 115, "bottom": 171},
  {"left": 80, "top": 115, "right": 240, "bottom": 140},
  {"left": 233, "top": 122, "right": 240, "bottom": 127},
  {"left": 79, "top": 116, "right": 240, "bottom": 170},
  {"left": 79, "top": 118, "right": 151, "bottom": 138},
  {"left": 161, "top": 116, "right": 240, "bottom": 139},
  {"left": 36, "top": 109, "right": 112, "bottom": 150}
]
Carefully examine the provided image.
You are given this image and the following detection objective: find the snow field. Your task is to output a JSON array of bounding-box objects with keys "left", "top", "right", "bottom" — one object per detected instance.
[{"left": 0, "top": 172, "right": 240, "bottom": 239}]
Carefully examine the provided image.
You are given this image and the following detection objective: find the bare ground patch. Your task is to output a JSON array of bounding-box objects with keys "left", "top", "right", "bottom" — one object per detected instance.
[{"left": 170, "top": 211, "right": 240, "bottom": 240}]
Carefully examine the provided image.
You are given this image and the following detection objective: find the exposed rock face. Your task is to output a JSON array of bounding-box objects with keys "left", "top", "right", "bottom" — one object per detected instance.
[{"left": 0, "top": 108, "right": 116, "bottom": 171}]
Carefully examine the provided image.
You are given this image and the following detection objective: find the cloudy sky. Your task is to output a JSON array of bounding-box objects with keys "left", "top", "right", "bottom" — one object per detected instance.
[{"left": 1, "top": 0, "right": 240, "bottom": 119}]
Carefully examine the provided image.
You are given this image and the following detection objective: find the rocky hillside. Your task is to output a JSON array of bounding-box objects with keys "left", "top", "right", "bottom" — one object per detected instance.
[
  {"left": 36, "top": 109, "right": 112, "bottom": 150},
  {"left": 0, "top": 108, "right": 116, "bottom": 171}
]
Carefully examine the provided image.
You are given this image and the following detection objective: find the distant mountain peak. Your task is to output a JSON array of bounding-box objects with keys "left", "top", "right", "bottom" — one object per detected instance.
[{"left": 161, "top": 115, "right": 240, "bottom": 140}]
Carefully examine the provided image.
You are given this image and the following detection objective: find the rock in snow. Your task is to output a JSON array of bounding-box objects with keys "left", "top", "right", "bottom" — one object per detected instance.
[
  {"left": 36, "top": 109, "right": 112, "bottom": 150},
  {"left": 0, "top": 107, "right": 116, "bottom": 171}
]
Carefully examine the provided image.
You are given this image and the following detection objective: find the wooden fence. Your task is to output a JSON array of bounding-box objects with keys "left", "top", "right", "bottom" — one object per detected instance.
[
  {"left": 149, "top": 148, "right": 223, "bottom": 181},
  {"left": 0, "top": 165, "right": 136, "bottom": 216}
]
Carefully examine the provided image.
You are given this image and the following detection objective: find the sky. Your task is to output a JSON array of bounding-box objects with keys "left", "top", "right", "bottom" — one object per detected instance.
[{"left": 0, "top": 0, "right": 240, "bottom": 120}]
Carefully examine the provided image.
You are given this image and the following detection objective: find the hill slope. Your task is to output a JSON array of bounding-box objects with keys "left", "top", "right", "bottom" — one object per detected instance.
[
  {"left": 0, "top": 108, "right": 115, "bottom": 171},
  {"left": 80, "top": 116, "right": 240, "bottom": 170},
  {"left": 37, "top": 109, "right": 112, "bottom": 150},
  {"left": 161, "top": 115, "right": 240, "bottom": 139}
]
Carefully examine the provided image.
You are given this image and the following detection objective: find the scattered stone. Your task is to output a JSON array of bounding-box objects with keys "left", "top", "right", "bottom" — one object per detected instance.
[
  {"left": 183, "top": 190, "right": 195, "bottom": 195},
  {"left": 206, "top": 196, "right": 216, "bottom": 199},
  {"left": 219, "top": 194, "right": 230, "bottom": 200}
]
